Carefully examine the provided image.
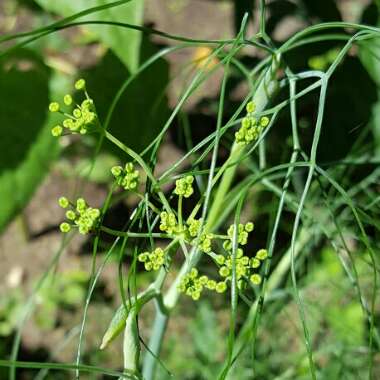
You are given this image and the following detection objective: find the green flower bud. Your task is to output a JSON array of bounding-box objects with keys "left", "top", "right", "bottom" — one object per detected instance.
[
  {"left": 66, "top": 210, "right": 76, "bottom": 220},
  {"left": 190, "top": 268, "right": 198, "bottom": 278},
  {"left": 256, "top": 249, "right": 268, "bottom": 260},
  {"left": 260, "top": 116, "right": 270, "bottom": 127},
  {"left": 215, "top": 254, "right": 225, "bottom": 265},
  {"left": 49, "top": 102, "right": 60, "bottom": 112},
  {"left": 199, "top": 275, "right": 208, "bottom": 285},
  {"left": 242, "top": 117, "right": 251, "bottom": 128},
  {"left": 60, "top": 222, "right": 71, "bottom": 233},
  {"left": 215, "top": 281, "right": 227, "bottom": 293},
  {"left": 250, "top": 274, "right": 262, "bottom": 285},
  {"left": 58, "top": 196, "right": 69, "bottom": 208},
  {"left": 76, "top": 198, "right": 86, "bottom": 212},
  {"left": 75, "top": 78, "right": 86, "bottom": 90},
  {"left": 159, "top": 212, "right": 178, "bottom": 234},
  {"left": 219, "top": 266, "right": 230, "bottom": 277},
  {"left": 51, "top": 125, "right": 63, "bottom": 137},
  {"left": 246, "top": 101, "right": 256, "bottom": 113},
  {"left": 192, "top": 292, "right": 201, "bottom": 301},
  {"left": 250, "top": 258, "right": 261, "bottom": 268},
  {"left": 73, "top": 108, "right": 82, "bottom": 118},
  {"left": 137, "top": 253, "right": 148, "bottom": 262},
  {"left": 144, "top": 262, "right": 153, "bottom": 271},
  {"left": 245, "top": 222, "right": 254, "bottom": 232},
  {"left": 206, "top": 280, "right": 216, "bottom": 290},
  {"left": 63, "top": 94, "right": 73, "bottom": 106}
]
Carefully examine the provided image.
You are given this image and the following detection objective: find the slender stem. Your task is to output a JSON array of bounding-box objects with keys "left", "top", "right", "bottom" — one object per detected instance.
[
  {"left": 141, "top": 309, "right": 168, "bottom": 379},
  {"left": 178, "top": 195, "right": 183, "bottom": 230},
  {"left": 100, "top": 226, "right": 171, "bottom": 239}
]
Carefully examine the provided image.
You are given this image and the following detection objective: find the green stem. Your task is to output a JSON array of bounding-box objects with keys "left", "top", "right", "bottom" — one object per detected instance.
[
  {"left": 206, "top": 53, "right": 281, "bottom": 231},
  {"left": 141, "top": 309, "right": 168, "bottom": 379},
  {"left": 178, "top": 195, "right": 183, "bottom": 230},
  {"left": 100, "top": 226, "right": 170, "bottom": 239}
]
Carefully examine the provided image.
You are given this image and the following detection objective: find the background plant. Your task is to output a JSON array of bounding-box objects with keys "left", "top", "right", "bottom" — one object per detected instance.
[{"left": 0, "top": 1, "right": 379, "bottom": 380}]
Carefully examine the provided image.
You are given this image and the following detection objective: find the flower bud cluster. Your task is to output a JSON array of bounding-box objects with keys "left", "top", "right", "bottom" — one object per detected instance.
[
  {"left": 178, "top": 268, "right": 227, "bottom": 300},
  {"left": 223, "top": 222, "right": 254, "bottom": 251},
  {"left": 185, "top": 218, "right": 213, "bottom": 253},
  {"left": 58, "top": 196, "right": 100, "bottom": 235},
  {"left": 138, "top": 248, "right": 165, "bottom": 271},
  {"left": 217, "top": 248, "right": 268, "bottom": 288},
  {"left": 174, "top": 175, "right": 194, "bottom": 198},
  {"left": 49, "top": 79, "right": 98, "bottom": 137},
  {"left": 159, "top": 212, "right": 180, "bottom": 235},
  {"left": 111, "top": 162, "right": 139, "bottom": 191},
  {"left": 235, "top": 101, "right": 270, "bottom": 145}
]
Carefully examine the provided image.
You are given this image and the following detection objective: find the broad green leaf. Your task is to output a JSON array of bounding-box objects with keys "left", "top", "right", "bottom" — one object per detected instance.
[
  {"left": 79, "top": 38, "right": 170, "bottom": 155},
  {"left": 0, "top": 50, "right": 69, "bottom": 232},
  {"left": 34, "top": 0, "right": 144, "bottom": 73}
]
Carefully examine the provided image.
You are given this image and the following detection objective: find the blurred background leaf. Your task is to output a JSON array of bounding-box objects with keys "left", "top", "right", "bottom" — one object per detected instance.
[
  {"left": 80, "top": 37, "right": 170, "bottom": 155},
  {"left": 34, "top": 0, "right": 144, "bottom": 73},
  {"left": 0, "top": 50, "right": 69, "bottom": 232}
]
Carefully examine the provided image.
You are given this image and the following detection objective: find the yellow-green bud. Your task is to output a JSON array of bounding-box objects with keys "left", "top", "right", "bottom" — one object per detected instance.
[
  {"left": 245, "top": 222, "right": 254, "bottom": 232},
  {"left": 219, "top": 266, "right": 230, "bottom": 277},
  {"left": 66, "top": 210, "right": 76, "bottom": 220},
  {"left": 246, "top": 101, "right": 256, "bottom": 113},
  {"left": 60, "top": 222, "right": 71, "bottom": 233},
  {"left": 49, "top": 102, "right": 60, "bottom": 112},
  {"left": 51, "top": 125, "right": 63, "bottom": 137},
  {"left": 215, "top": 281, "right": 227, "bottom": 293},
  {"left": 260, "top": 116, "right": 270, "bottom": 127},
  {"left": 215, "top": 254, "right": 225, "bottom": 265},
  {"left": 250, "top": 274, "right": 262, "bottom": 285},
  {"left": 256, "top": 249, "right": 268, "bottom": 260},
  {"left": 206, "top": 280, "right": 216, "bottom": 290},
  {"left": 73, "top": 108, "right": 82, "bottom": 118},
  {"left": 75, "top": 78, "right": 86, "bottom": 91},
  {"left": 63, "top": 94, "right": 73, "bottom": 106},
  {"left": 111, "top": 165, "right": 123, "bottom": 177},
  {"left": 250, "top": 258, "right": 261, "bottom": 268},
  {"left": 58, "top": 197, "right": 69, "bottom": 208}
]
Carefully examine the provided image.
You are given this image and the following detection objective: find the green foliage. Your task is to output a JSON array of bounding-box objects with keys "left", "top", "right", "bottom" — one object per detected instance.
[
  {"left": 35, "top": 270, "right": 89, "bottom": 330},
  {"left": 308, "top": 249, "right": 365, "bottom": 346},
  {"left": 1, "top": 2, "right": 380, "bottom": 380},
  {"left": 0, "top": 50, "right": 65, "bottom": 232},
  {"left": 0, "top": 290, "right": 23, "bottom": 336}
]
